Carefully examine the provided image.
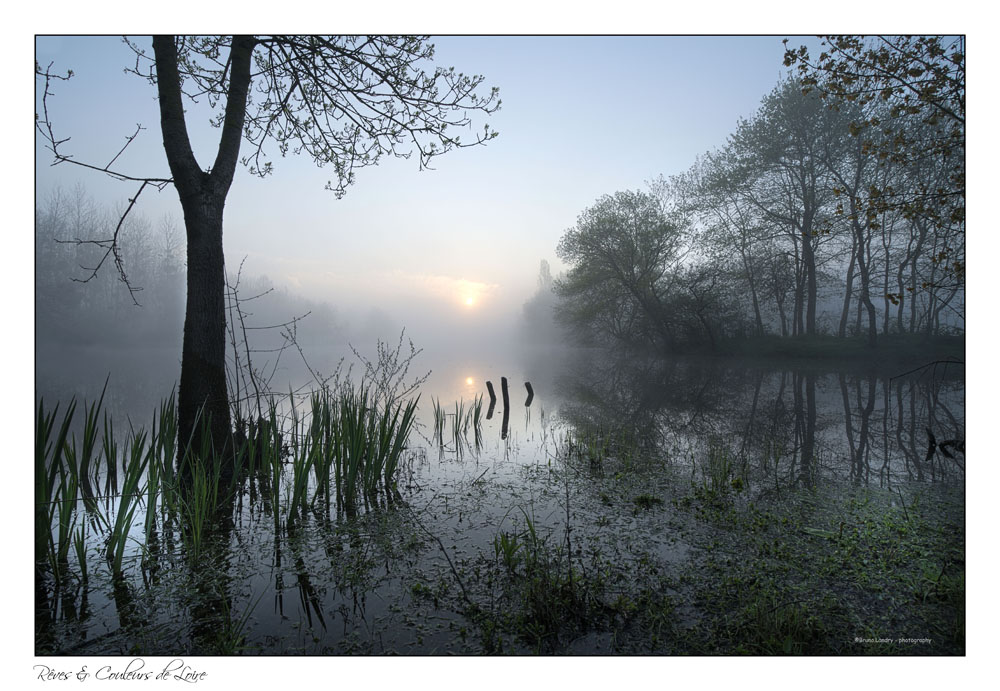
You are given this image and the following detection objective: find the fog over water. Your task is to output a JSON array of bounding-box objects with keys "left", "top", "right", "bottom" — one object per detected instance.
[{"left": 32, "top": 34, "right": 817, "bottom": 414}]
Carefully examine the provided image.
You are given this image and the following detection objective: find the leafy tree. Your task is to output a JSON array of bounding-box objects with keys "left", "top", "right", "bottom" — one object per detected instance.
[
  {"left": 668, "top": 158, "right": 776, "bottom": 338},
  {"left": 36, "top": 35, "right": 500, "bottom": 469},
  {"left": 816, "top": 99, "right": 883, "bottom": 345},
  {"left": 726, "top": 79, "right": 843, "bottom": 336},
  {"left": 555, "top": 190, "right": 688, "bottom": 348},
  {"left": 783, "top": 35, "right": 964, "bottom": 289}
]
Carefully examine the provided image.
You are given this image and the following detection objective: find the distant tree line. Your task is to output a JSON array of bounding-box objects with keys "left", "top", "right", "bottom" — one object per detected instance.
[
  {"left": 36, "top": 186, "right": 345, "bottom": 410},
  {"left": 548, "top": 36, "right": 964, "bottom": 351},
  {"left": 36, "top": 185, "right": 187, "bottom": 348}
]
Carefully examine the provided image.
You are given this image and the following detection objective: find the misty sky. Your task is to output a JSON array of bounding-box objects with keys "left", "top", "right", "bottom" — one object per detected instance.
[{"left": 33, "top": 35, "right": 814, "bottom": 326}]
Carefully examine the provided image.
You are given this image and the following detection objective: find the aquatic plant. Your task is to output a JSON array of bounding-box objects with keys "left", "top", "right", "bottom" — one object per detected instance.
[
  {"left": 471, "top": 393, "right": 483, "bottom": 428},
  {"left": 178, "top": 447, "right": 221, "bottom": 559},
  {"left": 431, "top": 397, "right": 446, "bottom": 444},
  {"left": 494, "top": 530, "right": 523, "bottom": 572},
  {"left": 73, "top": 524, "right": 89, "bottom": 584},
  {"left": 483, "top": 507, "right": 611, "bottom": 652},
  {"left": 704, "top": 445, "right": 735, "bottom": 496},
  {"left": 106, "top": 430, "right": 150, "bottom": 575},
  {"left": 373, "top": 392, "right": 419, "bottom": 492},
  {"left": 76, "top": 382, "right": 108, "bottom": 509},
  {"left": 452, "top": 398, "right": 466, "bottom": 450},
  {"left": 286, "top": 393, "right": 317, "bottom": 523},
  {"left": 471, "top": 394, "right": 484, "bottom": 448},
  {"left": 633, "top": 493, "right": 664, "bottom": 510},
  {"left": 255, "top": 385, "right": 422, "bottom": 516},
  {"left": 100, "top": 414, "right": 119, "bottom": 510},
  {"left": 152, "top": 393, "right": 179, "bottom": 525},
  {"left": 214, "top": 589, "right": 264, "bottom": 654},
  {"left": 35, "top": 398, "right": 79, "bottom": 584}
]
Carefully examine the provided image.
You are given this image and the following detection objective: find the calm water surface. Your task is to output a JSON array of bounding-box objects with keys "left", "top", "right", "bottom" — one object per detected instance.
[{"left": 37, "top": 348, "right": 965, "bottom": 654}]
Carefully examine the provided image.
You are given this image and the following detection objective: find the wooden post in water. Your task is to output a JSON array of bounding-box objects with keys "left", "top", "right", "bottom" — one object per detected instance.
[
  {"left": 501, "top": 377, "right": 510, "bottom": 439},
  {"left": 486, "top": 381, "right": 497, "bottom": 420},
  {"left": 524, "top": 381, "right": 534, "bottom": 407}
]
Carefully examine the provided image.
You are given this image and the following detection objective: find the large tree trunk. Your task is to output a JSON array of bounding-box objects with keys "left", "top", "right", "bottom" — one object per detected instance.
[
  {"left": 153, "top": 35, "right": 255, "bottom": 473},
  {"left": 177, "top": 194, "right": 232, "bottom": 467}
]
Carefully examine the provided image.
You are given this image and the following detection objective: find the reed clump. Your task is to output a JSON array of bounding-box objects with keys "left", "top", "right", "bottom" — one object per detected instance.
[
  {"left": 35, "top": 380, "right": 420, "bottom": 618},
  {"left": 235, "top": 385, "right": 419, "bottom": 525}
]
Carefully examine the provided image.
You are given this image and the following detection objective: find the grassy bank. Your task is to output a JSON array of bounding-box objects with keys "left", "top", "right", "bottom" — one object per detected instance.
[
  {"left": 462, "top": 456, "right": 964, "bottom": 654},
  {"left": 663, "top": 482, "right": 965, "bottom": 654}
]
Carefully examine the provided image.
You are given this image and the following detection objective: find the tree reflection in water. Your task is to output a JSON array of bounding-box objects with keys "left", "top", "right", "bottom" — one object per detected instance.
[{"left": 553, "top": 350, "right": 964, "bottom": 491}]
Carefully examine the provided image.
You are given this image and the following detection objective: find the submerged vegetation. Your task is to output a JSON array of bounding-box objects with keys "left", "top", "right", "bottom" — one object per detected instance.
[
  {"left": 35, "top": 379, "right": 421, "bottom": 652},
  {"left": 35, "top": 350, "right": 964, "bottom": 655}
]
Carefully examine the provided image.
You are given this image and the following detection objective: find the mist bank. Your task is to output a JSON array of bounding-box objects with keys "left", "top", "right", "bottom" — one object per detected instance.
[{"left": 35, "top": 187, "right": 539, "bottom": 416}]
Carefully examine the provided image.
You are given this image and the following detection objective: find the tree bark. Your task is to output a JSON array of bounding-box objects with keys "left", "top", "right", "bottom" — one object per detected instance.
[
  {"left": 801, "top": 234, "right": 817, "bottom": 335},
  {"left": 838, "top": 233, "right": 857, "bottom": 338},
  {"left": 153, "top": 35, "right": 256, "bottom": 473},
  {"left": 848, "top": 202, "right": 878, "bottom": 347}
]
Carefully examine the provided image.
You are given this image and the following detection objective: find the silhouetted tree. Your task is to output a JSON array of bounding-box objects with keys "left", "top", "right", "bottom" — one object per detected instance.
[
  {"left": 555, "top": 190, "right": 688, "bottom": 349},
  {"left": 727, "top": 79, "right": 844, "bottom": 337},
  {"left": 37, "top": 35, "right": 500, "bottom": 470}
]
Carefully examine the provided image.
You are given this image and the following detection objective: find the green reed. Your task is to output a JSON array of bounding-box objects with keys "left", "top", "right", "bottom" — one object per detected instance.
[
  {"left": 35, "top": 379, "right": 420, "bottom": 589},
  {"left": 179, "top": 453, "right": 221, "bottom": 559},
  {"left": 35, "top": 398, "right": 78, "bottom": 584},
  {"left": 453, "top": 398, "right": 467, "bottom": 446},
  {"left": 471, "top": 393, "right": 484, "bottom": 447},
  {"left": 372, "top": 392, "right": 419, "bottom": 492},
  {"left": 704, "top": 444, "right": 735, "bottom": 495},
  {"left": 153, "top": 394, "right": 179, "bottom": 522},
  {"left": 286, "top": 394, "right": 318, "bottom": 523},
  {"left": 308, "top": 393, "right": 336, "bottom": 509},
  {"left": 73, "top": 523, "right": 89, "bottom": 584},
  {"left": 77, "top": 382, "right": 107, "bottom": 507},
  {"left": 431, "top": 397, "right": 446, "bottom": 444},
  {"left": 336, "top": 385, "right": 369, "bottom": 506},
  {"left": 36, "top": 393, "right": 115, "bottom": 587},
  {"left": 177, "top": 414, "right": 223, "bottom": 559},
  {"left": 106, "top": 430, "right": 150, "bottom": 576},
  {"left": 100, "top": 414, "right": 118, "bottom": 511},
  {"left": 260, "top": 404, "right": 284, "bottom": 535},
  {"left": 315, "top": 385, "right": 418, "bottom": 509},
  {"left": 52, "top": 466, "right": 78, "bottom": 579},
  {"left": 144, "top": 432, "right": 161, "bottom": 547}
]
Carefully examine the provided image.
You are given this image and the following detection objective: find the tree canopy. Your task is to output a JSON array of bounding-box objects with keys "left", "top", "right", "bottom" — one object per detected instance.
[
  {"left": 121, "top": 36, "right": 501, "bottom": 196},
  {"left": 783, "top": 36, "right": 964, "bottom": 283}
]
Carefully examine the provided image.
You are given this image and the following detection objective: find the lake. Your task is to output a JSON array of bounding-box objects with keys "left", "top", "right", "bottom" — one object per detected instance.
[{"left": 35, "top": 347, "right": 965, "bottom": 655}]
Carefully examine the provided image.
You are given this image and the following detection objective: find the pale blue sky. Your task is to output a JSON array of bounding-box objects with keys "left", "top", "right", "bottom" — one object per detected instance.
[{"left": 34, "top": 34, "right": 810, "bottom": 325}]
